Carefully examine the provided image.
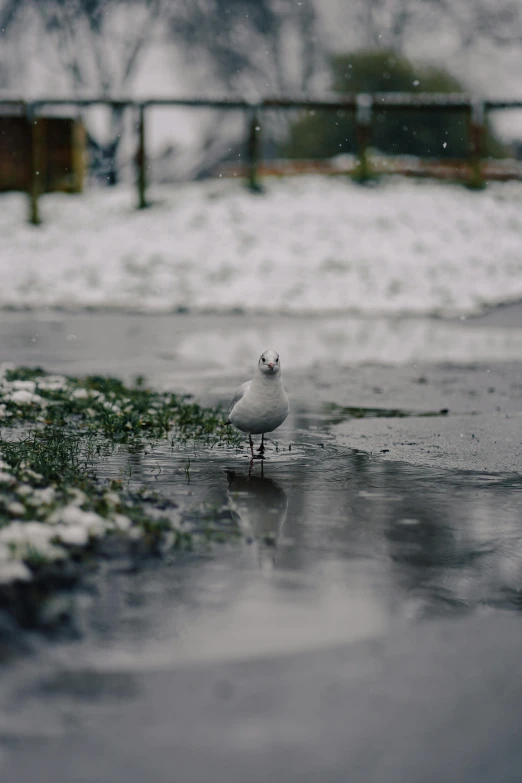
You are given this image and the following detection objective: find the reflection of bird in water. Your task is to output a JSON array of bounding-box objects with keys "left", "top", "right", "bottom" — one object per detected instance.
[{"left": 226, "top": 470, "right": 288, "bottom": 557}]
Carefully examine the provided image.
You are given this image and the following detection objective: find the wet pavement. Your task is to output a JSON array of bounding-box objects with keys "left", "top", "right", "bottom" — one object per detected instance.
[
  {"left": 1, "top": 309, "right": 522, "bottom": 781},
  {"left": 1, "top": 306, "right": 522, "bottom": 396}
]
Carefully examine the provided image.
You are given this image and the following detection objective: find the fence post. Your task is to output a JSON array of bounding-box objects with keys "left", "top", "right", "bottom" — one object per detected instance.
[
  {"left": 71, "top": 118, "right": 86, "bottom": 193},
  {"left": 468, "top": 100, "right": 486, "bottom": 190},
  {"left": 27, "top": 105, "right": 44, "bottom": 225},
  {"left": 136, "top": 103, "right": 148, "bottom": 209},
  {"left": 354, "top": 94, "right": 373, "bottom": 183},
  {"left": 246, "top": 108, "right": 263, "bottom": 193}
]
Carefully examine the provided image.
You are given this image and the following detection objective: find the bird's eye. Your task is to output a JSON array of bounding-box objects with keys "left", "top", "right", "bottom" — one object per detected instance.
[
  {"left": 262, "top": 358, "right": 265, "bottom": 362},
  {"left": 276, "top": 357, "right": 279, "bottom": 362}
]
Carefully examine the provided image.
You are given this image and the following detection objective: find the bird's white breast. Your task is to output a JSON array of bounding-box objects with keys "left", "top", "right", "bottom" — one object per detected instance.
[{"left": 230, "top": 379, "right": 289, "bottom": 435}]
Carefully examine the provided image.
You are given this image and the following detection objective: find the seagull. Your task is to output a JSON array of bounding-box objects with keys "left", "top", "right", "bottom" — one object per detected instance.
[{"left": 227, "top": 349, "right": 289, "bottom": 458}]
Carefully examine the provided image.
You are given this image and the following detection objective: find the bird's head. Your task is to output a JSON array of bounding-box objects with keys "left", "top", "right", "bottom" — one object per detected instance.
[{"left": 258, "top": 349, "right": 281, "bottom": 375}]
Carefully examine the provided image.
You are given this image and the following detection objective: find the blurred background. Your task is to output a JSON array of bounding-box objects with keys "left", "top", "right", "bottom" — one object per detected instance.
[
  {"left": 1, "top": 0, "right": 522, "bottom": 179},
  {"left": 3, "top": 0, "right": 522, "bottom": 328}
]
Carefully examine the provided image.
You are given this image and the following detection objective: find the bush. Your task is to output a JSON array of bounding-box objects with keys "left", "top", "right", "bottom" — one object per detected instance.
[{"left": 283, "top": 50, "right": 505, "bottom": 160}]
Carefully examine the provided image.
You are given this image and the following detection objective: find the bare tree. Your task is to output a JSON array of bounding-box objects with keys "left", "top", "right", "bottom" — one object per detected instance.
[
  {"left": 169, "top": 0, "right": 322, "bottom": 97},
  {"left": 346, "top": 0, "right": 522, "bottom": 55},
  {"left": 0, "top": 0, "right": 23, "bottom": 30},
  {"left": 421, "top": 0, "right": 522, "bottom": 48},
  {"left": 166, "top": 0, "right": 324, "bottom": 177},
  {"left": 0, "top": 0, "right": 28, "bottom": 87},
  {"left": 31, "top": 0, "right": 164, "bottom": 182},
  {"left": 335, "top": 0, "right": 427, "bottom": 53},
  {"left": 34, "top": 0, "right": 163, "bottom": 93}
]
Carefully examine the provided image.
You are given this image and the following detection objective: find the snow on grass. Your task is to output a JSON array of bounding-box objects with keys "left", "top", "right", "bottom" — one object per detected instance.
[
  {"left": 0, "top": 364, "right": 240, "bottom": 587},
  {"left": 2, "top": 176, "right": 522, "bottom": 316}
]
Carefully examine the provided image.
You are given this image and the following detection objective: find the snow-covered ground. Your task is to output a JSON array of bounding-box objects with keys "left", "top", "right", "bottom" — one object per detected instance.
[{"left": 2, "top": 176, "right": 522, "bottom": 316}]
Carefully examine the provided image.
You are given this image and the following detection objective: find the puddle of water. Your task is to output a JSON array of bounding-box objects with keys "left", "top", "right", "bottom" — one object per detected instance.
[
  {"left": 2, "top": 311, "right": 522, "bottom": 781},
  {"left": 2, "top": 419, "right": 522, "bottom": 781},
  {"left": 22, "top": 420, "right": 520, "bottom": 674}
]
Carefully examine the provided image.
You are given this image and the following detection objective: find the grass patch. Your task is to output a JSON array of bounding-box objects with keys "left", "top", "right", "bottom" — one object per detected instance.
[
  {"left": 2, "top": 366, "right": 239, "bottom": 448},
  {"left": 324, "top": 403, "right": 449, "bottom": 424},
  {"left": 0, "top": 365, "right": 241, "bottom": 636}
]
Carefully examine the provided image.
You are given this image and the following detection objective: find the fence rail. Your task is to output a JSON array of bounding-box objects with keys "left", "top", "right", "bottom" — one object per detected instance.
[
  {"left": 4, "top": 92, "right": 522, "bottom": 109},
  {"left": 1, "top": 92, "right": 522, "bottom": 224}
]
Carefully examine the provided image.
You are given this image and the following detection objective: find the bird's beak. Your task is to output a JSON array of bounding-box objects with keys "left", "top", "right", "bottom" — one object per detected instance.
[{"left": 268, "top": 363, "right": 274, "bottom": 369}]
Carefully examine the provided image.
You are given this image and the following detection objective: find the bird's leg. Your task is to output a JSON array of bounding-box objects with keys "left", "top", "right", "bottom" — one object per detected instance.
[
  {"left": 257, "top": 433, "right": 265, "bottom": 455},
  {"left": 249, "top": 434, "right": 254, "bottom": 458}
]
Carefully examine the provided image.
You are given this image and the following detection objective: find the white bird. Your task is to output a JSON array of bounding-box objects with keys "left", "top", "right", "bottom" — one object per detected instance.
[{"left": 227, "top": 349, "right": 289, "bottom": 458}]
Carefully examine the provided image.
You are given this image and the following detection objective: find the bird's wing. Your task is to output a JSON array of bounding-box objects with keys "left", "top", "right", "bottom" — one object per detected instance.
[{"left": 227, "top": 380, "right": 252, "bottom": 418}]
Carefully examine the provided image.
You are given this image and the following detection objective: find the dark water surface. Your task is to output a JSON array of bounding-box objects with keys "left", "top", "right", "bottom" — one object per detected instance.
[
  {"left": 2, "top": 427, "right": 522, "bottom": 781},
  {"left": 2, "top": 311, "right": 522, "bottom": 781}
]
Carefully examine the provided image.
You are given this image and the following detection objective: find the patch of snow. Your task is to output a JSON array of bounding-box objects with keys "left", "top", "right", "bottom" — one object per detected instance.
[
  {"left": 0, "top": 561, "right": 32, "bottom": 584},
  {"left": 67, "top": 489, "right": 88, "bottom": 507},
  {"left": 112, "top": 514, "right": 132, "bottom": 531},
  {"left": 25, "top": 487, "right": 56, "bottom": 506},
  {"left": 0, "top": 521, "right": 66, "bottom": 561},
  {"left": 71, "top": 388, "right": 90, "bottom": 399},
  {"left": 2, "top": 177, "right": 522, "bottom": 317},
  {"left": 53, "top": 524, "right": 89, "bottom": 547},
  {"left": 22, "top": 469, "right": 43, "bottom": 482},
  {"left": 104, "top": 492, "right": 121, "bottom": 507},
  {"left": 37, "top": 375, "right": 68, "bottom": 391},
  {"left": 48, "top": 505, "right": 107, "bottom": 537},
  {"left": 10, "top": 380, "right": 36, "bottom": 393},
  {"left": 16, "top": 484, "right": 33, "bottom": 497},
  {"left": 103, "top": 401, "right": 121, "bottom": 413},
  {"left": 4, "top": 389, "right": 47, "bottom": 406}
]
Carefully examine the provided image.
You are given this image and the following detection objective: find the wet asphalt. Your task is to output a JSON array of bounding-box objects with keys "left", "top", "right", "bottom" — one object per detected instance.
[{"left": 1, "top": 307, "right": 522, "bottom": 781}]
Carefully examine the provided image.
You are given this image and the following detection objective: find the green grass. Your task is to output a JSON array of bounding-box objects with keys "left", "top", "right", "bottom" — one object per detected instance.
[
  {"left": 3, "top": 367, "right": 240, "bottom": 448},
  {"left": 0, "top": 367, "right": 242, "bottom": 604},
  {"left": 324, "top": 402, "right": 449, "bottom": 423},
  {"left": 1, "top": 430, "right": 93, "bottom": 485}
]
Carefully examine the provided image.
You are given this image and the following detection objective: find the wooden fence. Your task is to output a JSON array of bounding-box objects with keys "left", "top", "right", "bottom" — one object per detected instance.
[
  {"left": 0, "top": 104, "right": 85, "bottom": 223},
  {"left": 1, "top": 93, "right": 521, "bottom": 224}
]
